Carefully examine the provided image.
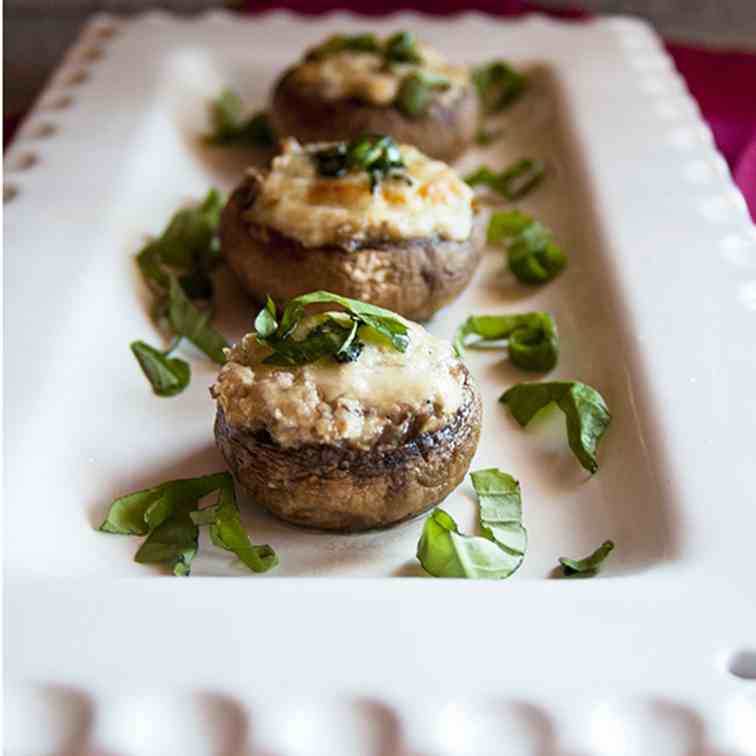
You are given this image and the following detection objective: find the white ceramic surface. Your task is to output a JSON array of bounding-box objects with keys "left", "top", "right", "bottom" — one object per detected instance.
[{"left": 4, "top": 10, "right": 756, "bottom": 753}]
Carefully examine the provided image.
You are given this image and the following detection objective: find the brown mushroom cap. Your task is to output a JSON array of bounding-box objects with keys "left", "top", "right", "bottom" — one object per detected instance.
[
  {"left": 219, "top": 173, "right": 482, "bottom": 322},
  {"left": 214, "top": 364, "right": 482, "bottom": 532},
  {"left": 269, "top": 67, "right": 480, "bottom": 164}
]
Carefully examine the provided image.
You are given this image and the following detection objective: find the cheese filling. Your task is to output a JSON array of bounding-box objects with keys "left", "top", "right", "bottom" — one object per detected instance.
[
  {"left": 211, "top": 314, "right": 466, "bottom": 449},
  {"left": 245, "top": 139, "right": 474, "bottom": 248},
  {"left": 291, "top": 44, "right": 469, "bottom": 106}
]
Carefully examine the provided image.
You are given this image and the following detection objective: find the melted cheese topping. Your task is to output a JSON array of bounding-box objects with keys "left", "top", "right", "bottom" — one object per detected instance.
[
  {"left": 291, "top": 44, "right": 469, "bottom": 106},
  {"left": 246, "top": 140, "right": 473, "bottom": 248},
  {"left": 211, "top": 314, "right": 466, "bottom": 449}
]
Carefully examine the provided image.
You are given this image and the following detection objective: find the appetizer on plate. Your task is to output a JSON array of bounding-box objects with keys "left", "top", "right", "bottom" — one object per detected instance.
[
  {"left": 269, "top": 31, "right": 479, "bottom": 162},
  {"left": 220, "top": 134, "right": 481, "bottom": 321},
  {"left": 211, "top": 293, "right": 482, "bottom": 531}
]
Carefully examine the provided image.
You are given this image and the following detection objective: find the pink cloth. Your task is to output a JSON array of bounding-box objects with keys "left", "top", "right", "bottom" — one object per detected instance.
[{"left": 242, "top": 0, "right": 756, "bottom": 219}]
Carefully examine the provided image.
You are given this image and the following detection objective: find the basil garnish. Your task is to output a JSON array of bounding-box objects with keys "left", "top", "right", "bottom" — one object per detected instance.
[
  {"left": 132, "top": 190, "right": 228, "bottom": 393},
  {"left": 256, "top": 291, "right": 409, "bottom": 367},
  {"left": 307, "top": 30, "right": 422, "bottom": 66},
  {"left": 454, "top": 312, "right": 558, "bottom": 372},
  {"left": 130, "top": 340, "right": 191, "bottom": 397},
  {"left": 205, "top": 89, "right": 276, "bottom": 148},
  {"left": 473, "top": 60, "right": 527, "bottom": 113},
  {"left": 312, "top": 134, "right": 407, "bottom": 192},
  {"left": 559, "top": 540, "right": 614, "bottom": 577},
  {"left": 137, "top": 189, "right": 223, "bottom": 289},
  {"left": 190, "top": 485, "right": 279, "bottom": 573},
  {"left": 465, "top": 159, "right": 544, "bottom": 200},
  {"left": 384, "top": 31, "right": 423, "bottom": 63},
  {"left": 395, "top": 70, "right": 451, "bottom": 117},
  {"left": 488, "top": 210, "right": 567, "bottom": 284},
  {"left": 500, "top": 381, "right": 611, "bottom": 474},
  {"left": 99, "top": 472, "right": 277, "bottom": 576},
  {"left": 417, "top": 468, "right": 527, "bottom": 579},
  {"left": 167, "top": 275, "right": 228, "bottom": 365}
]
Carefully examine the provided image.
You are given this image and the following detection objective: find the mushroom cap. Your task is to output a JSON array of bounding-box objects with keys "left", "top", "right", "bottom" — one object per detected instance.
[
  {"left": 214, "top": 364, "right": 482, "bottom": 531},
  {"left": 269, "top": 67, "right": 480, "bottom": 164},
  {"left": 219, "top": 173, "right": 482, "bottom": 322}
]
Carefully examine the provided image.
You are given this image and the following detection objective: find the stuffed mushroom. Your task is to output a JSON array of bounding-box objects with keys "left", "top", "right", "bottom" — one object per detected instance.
[
  {"left": 269, "top": 31, "right": 479, "bottom": 163},
  {"left": 220, "top": 134, "right": 481, "bottom": 322},
  {"left": 211, "top": 293, "right": 482, "bottom": 532}
]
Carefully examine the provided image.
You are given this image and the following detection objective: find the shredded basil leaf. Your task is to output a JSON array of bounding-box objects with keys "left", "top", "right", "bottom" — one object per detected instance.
[
  {"left": 454, "top": 312, "right": 558, "bottom": 371},
  {"left": 191, "top": 486, "right": 278, "bottom": 573},
  {"left": 559, "top": 540, "right": 614, "bottom": 577},
  {"left": 262, "top": 316, "right": 361, "bottom": 367},
  {"left": 312, "top": 134, "right": 407, "bottom": 192},
  {"left": 167, "top": 275, "right": 228, "bottom": 365},
  {"left": 488, "top": 210, "right": 567, "bottom": 284},
  {"left": 137, "top": 189, "right": 223, "bottom": 289},
  {"left": 306, "top": 31, "right": 422, "bottom": 66},
  {"left": 135, "top": 497, "right": 199, "bottom": 576},
  {"left": 254, "top": 296, "right": 278, "bottom": 338},
  {"left": 130, "top": 340, "right": 191, "bottom": 397},
  {"left": 465, "top": 159, "right": 544, "bottom": 200},
  {"left": 500, "top": 381, "right": 611, "bottom": 474},
  {"left": 132, "top": 190, "right": 226, "bottom": 392},
  {"left": 205, "top": 89, "right": 276, "bottom": 148},
  {"left": 395, "top": 70, "right": 451, "bottom": 117},
  {"left": 99, "top": 473, "right": 231, "bottom": 536},
  {"left": 416, "top": 468, "right": 527, "bottom": 579},
  {"left": 255, "top": 291, "right": 409, "bottom": 365},
  {"left": 473, "top": 60, "right": 527, "bottom": 113},
  {"left": 384, "top": 31, "right": 423, "bottom": 64},
  {"left": 99, "top": 472, "right": 278, "bottom": 576}
]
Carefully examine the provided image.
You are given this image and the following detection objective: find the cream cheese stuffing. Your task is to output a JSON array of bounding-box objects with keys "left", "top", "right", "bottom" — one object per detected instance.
[
  {"left": 211, "top": 315, "right": 466, "bottom": 449},
  {"left": 245, "top": 139, "right": 473, "bottom": 248}
]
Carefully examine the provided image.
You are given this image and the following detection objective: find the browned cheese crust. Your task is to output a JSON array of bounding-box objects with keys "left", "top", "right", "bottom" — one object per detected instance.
[
  {"left": 219, "top": 174, "right": 482, "bottom": 322},
  {"left": 269, "top": 67, "right": 480, "bottom": 164},
  {"left": 214, "top": 365, "right": 482, "bottom": 532}
]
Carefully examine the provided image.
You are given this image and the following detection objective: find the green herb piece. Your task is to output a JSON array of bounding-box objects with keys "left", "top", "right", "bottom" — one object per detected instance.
[
  {"left": 135, "top": 497, "right": 199, "bottom": 576},
  {"left": 99, "top": 473, "right": 231, "bottom": 536},
  {"left": 312, "top": 134, "right": 406, "bottom": 192},
  {"left": 205, "top": 89, "right": 276, "bottom": 148},
  {"left": 167, "top": 275, "right": 228, "bottom": 365},
  {"left": 306, "top": 33, "right": 382, "bottom": 60},
  {"left": 417, "top": 468, "right": 527, "bottom": 579},
  {"left": 137, "top": 189, "right": 224, "bottom": 290},
  {"left": 254, "top": 296, "right": 278, "bottom": 339},
  {"left": 473, "top": 60, "right": 527, "bottom": 113},
  {"left": 454, "top": 312, "right": 558, "bottom": 371},
  {"left": 306, "top": 31, "right": 423, "bottom": 66},
  {"left": 130, "top": 340, "right": 191, "bottom": 397},
  {"left": 132, "top": 191, "right": 226, "bottom": 395},
  {"left": 500, "top": 381, "right": 611, "bottom": 474},
  {"left": 559, "top": 540, "right": 614, "bottom": 577},
  {"left": 254, "top": 291, "right": 405, "bottom": 367},
  {"left": 487, "top": 210, "right": 567, "bottom": 284},
  {"left": 395, "top": 70, "right": 451, "bottom": 117},
  {"left": 465, "top": 158, "right": 544, "bottom": 200},
  {"left": 99, "top": 472, "right": 278, "bottom": 576},
  {"left": 262, "top": 316, "right": 362, "bottom": 367},
  {"left": 384, "top": 31, "right": 423, "bottom": 63},
  {"left": 157, "top": 189, "right": 224, "bottom": 270},
  {"left": 274, "top": 291, "right": 410, "bottom": 354},
  {"left": 191, "top": 486, "right": 278, "bottom": 573}
]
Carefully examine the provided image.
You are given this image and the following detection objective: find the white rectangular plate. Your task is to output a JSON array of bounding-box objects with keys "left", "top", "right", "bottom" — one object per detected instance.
[{"left": 4, "top": 10, "right": 756, "bottom": 754}]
